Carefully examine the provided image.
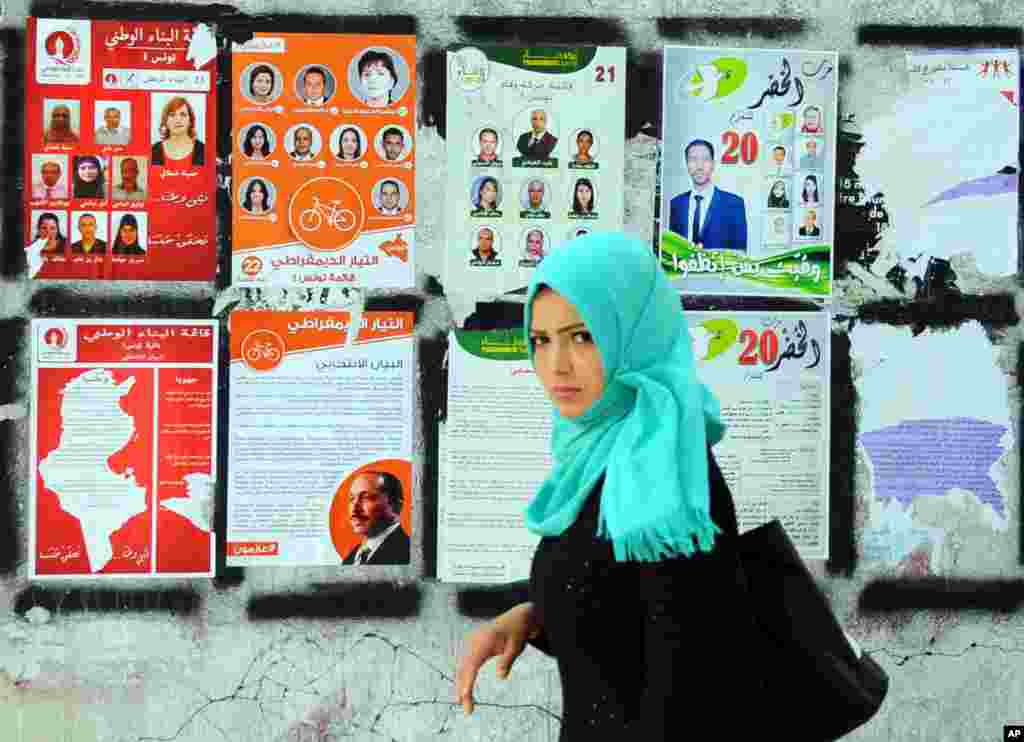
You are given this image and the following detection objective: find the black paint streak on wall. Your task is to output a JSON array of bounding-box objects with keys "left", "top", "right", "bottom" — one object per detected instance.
[
  {"left": 856, "top": 294, "right": 1018, "bottom": 336},
  {"left": 0, "top": 319, "right": 27, "bottom": 405},
  {"left": 212, "top": 320, "right": 244, "bottom": 589},
  {"left": 30, "top": 0, "right": 241, "bottom": 21},
  {"left": 248, "top": 583, "right": 421, "bottom": 620},
  {"left": 859, "top": 578, "right": 1024, "bottom": 612},
  {"left": 456, "top": 582, "right": 531, "bottom": 619},
  {"left": 419, "top": 335, "right": 446, "bottom": 578},
  {"left": 455, "top": 17, "right": 625, "bottom": 46},
  {"left": 0, "top": 320, "right": 27, "bottom": 575},
  {"left": 0, "top": 419, "right": 21, "bottom": 576},
  {"left": 217, "top": 14, "right": 416, "bottom": 42},
  {"left": 421, "top": 48, "right": 447, "bottom": 139},
  {"left": 626, "top": 51, "right": 660, "bottom": 140},
  {"left": 656, "top": 17, "right": 805, "bottom": 39},
  {"left": 857, "top": 25, "right": 1023, "bottom": 47},
  {"left": 680, "top": 295, "right": 821, "bottom": 313},
  {"left": 2, "top": 29, "right": 28, "bottom": 277},
  {"left": 363, "top": 293, "right": 425, "bottom": 321},
  {"left": 827, "top": 332, "right": 858, "bottom": 577},
  {"left": 14, "top": 586, "right": 201, "bottom": 616},
  {"left": 461, "top": 301, "right": 525, "bottom": 331},
  {"left": 29, "top": 288, "right": 214, "bottom": 318}
]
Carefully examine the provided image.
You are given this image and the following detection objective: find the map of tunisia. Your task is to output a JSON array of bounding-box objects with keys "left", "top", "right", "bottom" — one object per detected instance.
[{"left": 38, "top": 369, "right": 147, "bottom": 572}]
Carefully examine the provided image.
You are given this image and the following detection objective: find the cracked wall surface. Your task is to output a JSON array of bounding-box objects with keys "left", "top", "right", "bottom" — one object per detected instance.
[{"left": 3, "top": 1, "right": 1024, "bottom": 740}]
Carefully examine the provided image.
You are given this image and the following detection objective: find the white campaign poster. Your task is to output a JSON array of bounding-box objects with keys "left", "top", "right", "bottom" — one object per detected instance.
[
  {"left": 689, "top": 311, "right": 831, "bottom": 558},
  {"left": 226, "top": 310, "right": 414, "bottom": 566},
  {"left": 31, "top": 318, "right": 217, "bottom": 578},
  {"left": 438, "top": 330, "right": 552, "bottom": 583},
  {"left": 444, "top": 46, "right": 626, "bottom": 322}
]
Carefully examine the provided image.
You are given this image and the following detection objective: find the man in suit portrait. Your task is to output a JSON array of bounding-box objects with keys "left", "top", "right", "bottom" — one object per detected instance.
[
  {"left": 516, "top": 109, "right": 557, "bottom": 159},
  {"left": 290, "top": 126, "right": 316, "bottom": 161},
  {"left": 342, "top": 470, "right": 410, "bottom": 565},
  {"left": 668, "top": 138, "right": 748, "bottom": 252}
]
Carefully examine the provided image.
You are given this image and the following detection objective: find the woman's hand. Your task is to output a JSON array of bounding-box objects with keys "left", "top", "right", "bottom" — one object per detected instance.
[{"left": 455, "top": 601, "right": 540, "bottom": 715}]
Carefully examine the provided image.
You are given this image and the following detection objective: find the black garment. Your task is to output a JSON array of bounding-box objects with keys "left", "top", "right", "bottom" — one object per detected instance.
[
  {"left": 528, "top": 450, "right": 765, "bottom": 740},
  {"left": 151, "top": 139, "right": 206, "bottom": 166},
  {"left": 342, "top": 525, "right": 410, "bottom": 565}
]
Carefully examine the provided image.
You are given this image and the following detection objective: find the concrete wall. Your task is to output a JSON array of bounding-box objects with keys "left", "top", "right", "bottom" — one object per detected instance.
[{"left": 2, "top": 1, "right": 1024, "bottom": 740}]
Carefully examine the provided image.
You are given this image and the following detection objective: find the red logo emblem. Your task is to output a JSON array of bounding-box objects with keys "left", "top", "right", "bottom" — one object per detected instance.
[
  {"left": 44, "top": 30, "right": 80, "bottom": 65},
  {"left": 241, "top": 329, "right": 285, "bottom": 372},
  {"left": 43, "top": 326, "right": 68, "bottom": 349},
  {"left": 288, "top": 177, "right": 366, "bottom": 252}
]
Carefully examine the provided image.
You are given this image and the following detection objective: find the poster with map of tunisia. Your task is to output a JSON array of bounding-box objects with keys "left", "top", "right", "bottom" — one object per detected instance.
[{"left": 31, "top": 318, "right": 217, "bottom": 577}]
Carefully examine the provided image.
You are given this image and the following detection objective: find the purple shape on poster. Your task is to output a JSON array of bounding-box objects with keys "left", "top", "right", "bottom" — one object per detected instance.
[
  {"left": 924, "top": 169, "right": 1018, "bottom": 206},
  {"left": 860, "top": 417, "right": 1006, "bottom": 516}
]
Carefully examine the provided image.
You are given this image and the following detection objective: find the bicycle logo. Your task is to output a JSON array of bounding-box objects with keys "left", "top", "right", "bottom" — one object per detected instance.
[
  {"left": 288, "top": 177, "right": 366, "bottom": 252},
  {"left": 241, "top": 329, "right": 286, "bottom": 372},
  {"left": 299, "top": 196, "right": 357, "bottom": 233}
]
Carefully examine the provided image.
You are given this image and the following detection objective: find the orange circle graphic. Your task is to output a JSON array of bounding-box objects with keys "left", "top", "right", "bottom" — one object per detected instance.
[
  {"left": 287, "top": 176, "right": 366, "bottom": 252},
  {"left": 240, "top": 329, "right": 286, "bottom": 372},
  {"left": 329, "top": 459, "right": 412, "bottom": 562},
  {"left": 241, "top": 255, "right": 263, "bottom": 277}
]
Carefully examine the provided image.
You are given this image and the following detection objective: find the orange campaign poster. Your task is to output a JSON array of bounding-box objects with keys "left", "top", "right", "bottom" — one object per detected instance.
[
  {"left": 24, "top": 18, "right": 218, "bottom": 280},
  {"left": 231, "top": 33, "right": 416, "bottom": 287},
  {"left": 30, "top": 319, "right": 217, "bottom": 578},
  {"left": 226, "top": 310, "right": 414, "bottom": 566}
]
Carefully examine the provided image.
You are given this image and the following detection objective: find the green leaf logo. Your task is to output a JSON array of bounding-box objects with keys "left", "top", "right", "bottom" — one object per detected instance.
[{"left": 699, "top": 319, "right": 739, "bottom": 361}]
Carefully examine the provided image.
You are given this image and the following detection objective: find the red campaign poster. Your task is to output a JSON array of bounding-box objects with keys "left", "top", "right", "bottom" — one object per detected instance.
[
  {"left": 24, "top": 18, "right": 217, "bottom": 280},
  {"left": 31, "top": 320, "right": 218, "bottom": 578}
]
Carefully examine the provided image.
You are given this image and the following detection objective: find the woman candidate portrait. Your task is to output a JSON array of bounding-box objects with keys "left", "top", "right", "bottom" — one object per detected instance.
[
  {"left": 242, "top": 124, "right": 273, "bottom": 160},
  {"left": 353, "top": 49, "right": 400, "bottom": 108},
  {"left": 245, "top": 64, "right": 279, "bottom": 105},
  {"left": 241, "top": 179, "right": 273, "bottom": 215},
  {"left": 801, "top": 175, "right": 820, "bottom": 206},
  {"left": 767, "top": 179, "right": 790, "bottom": 208},
  {"left": 111, "top": 213, "right": 146, "bottom": 255},
  {"left": 570, "top": 177, "right": 596, "bottom": 216},
  {"left": 335, "top": 126, "right": 364, "bottom": 161},
  {"left": 151, "top": 96, "right": 205, "bottom": 167},
  {"left": 72, "top": 155, "right": 105, "bottom": 199},
  {"left": 571, "top": 129, "right": 596, "bottom": 165},
  {"left": 470, "top": 177, "right": 502, "bottom": 215},
  {"left": 33, "top": 212, "right": 67, "bottom": 254},
  {"left": 456, "top": 232, "right": 765, "bottom": 739}
]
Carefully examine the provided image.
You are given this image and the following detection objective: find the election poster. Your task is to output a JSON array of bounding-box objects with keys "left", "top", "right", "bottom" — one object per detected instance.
[
  {"left": 444, "top": 46, "right": 626, "bottom": 320},
  {"left": 24, "top": 18, "right": 218, "bottom": 280},
  {"left": 226, "top": 310, "right": 414, "bottom": 566},
  {"left": 231, "top": 33, "right": 416, "bottom": 288},
  {"left": 660, "top": 47, "right": 838, "bottom": 297},
  {"left": 688, "top": 311, "right": 830, "bottom": 558},
  {"left": 438, "top": 330, "right": 551, "bottom": 583},
  {"left": 31, "top": 319, "right": 217, "bottom": 577},
  {"left": 839, "top": 50, "right": 1019, "bottom": 299}
]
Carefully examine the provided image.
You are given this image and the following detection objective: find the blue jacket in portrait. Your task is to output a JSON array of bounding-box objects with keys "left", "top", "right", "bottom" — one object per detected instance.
[{"left": 668, "top": 188, "right": 748, "bottom": 253}]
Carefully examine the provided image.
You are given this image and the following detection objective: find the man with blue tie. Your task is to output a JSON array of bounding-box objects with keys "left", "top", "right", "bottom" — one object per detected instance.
[{"left": 668, "top": 139, "right": 748, "bottom": 252}]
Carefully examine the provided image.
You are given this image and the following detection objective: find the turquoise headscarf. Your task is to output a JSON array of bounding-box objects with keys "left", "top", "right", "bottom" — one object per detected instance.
[{"left": 523, "top": 232, "right": 726, "bottom": 562}]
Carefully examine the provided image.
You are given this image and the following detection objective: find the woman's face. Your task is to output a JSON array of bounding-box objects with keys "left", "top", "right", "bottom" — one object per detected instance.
[
  {"left": 251, "top": 128, "right": 266, "bottom": 150},
  {"left": 360, "top": 61, "right": 395, "bottom": 98},
  {"left": 529, "top": 288, "right": 605, "bottom": 419},
  {"left": 341, "top": 130, "right": 358, "bottom": 157},
  {"left": 577, "top": 133, "right": 593, "bottom": 155},
  {"left": 252, "top": 72, "right": 273, "bottom": 98},
  {"left": 166, "top": 105, "right": 191, "bottom": 136},
  {"left": 576, "top": 183, "right": 592, "bottom": 208},
  {"left": 772, "top": 182, "right": 784, "bottom": 198},
  {"left": 480, "top": 181, "right": 497, "bottom": 206},
  {"left": 805, "top": 178, "right": 818, "bottom": 196},
  {"left": 120, "top": 222, "right": 138, "bottom": 245},
  {"left": 39, "top": 218, "right": 59, "bottom": 240},
  {"left": 251, "top": 182, "right": 266, "bottom": 206},
  {"left": 78, "top": 160, "right": 99, "bottom": 183}
]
